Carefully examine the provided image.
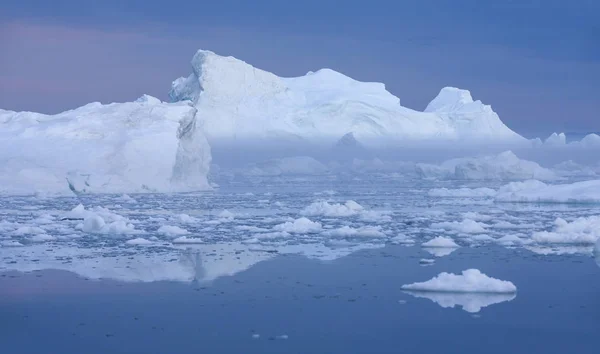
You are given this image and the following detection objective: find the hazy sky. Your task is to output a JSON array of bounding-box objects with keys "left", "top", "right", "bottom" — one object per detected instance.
[{"left": 1, "top": 0, "right": 598, "bottom": 135}]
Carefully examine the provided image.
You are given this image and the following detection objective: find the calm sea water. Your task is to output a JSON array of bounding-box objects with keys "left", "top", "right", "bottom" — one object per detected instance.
[
  {"left": 1, "top": 245, "right": 599, "bottom": 354},
  {"left": 1, "top": 176, "right": 599, "bottom": 353}
]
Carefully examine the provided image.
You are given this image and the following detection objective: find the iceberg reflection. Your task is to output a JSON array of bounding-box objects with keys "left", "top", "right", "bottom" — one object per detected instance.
[{"left": 403, "top": 291, "right": 516, "bottom": 313}]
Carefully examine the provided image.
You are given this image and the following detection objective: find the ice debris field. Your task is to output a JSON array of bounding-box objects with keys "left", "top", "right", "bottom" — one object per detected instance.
[{"left": 1, "top": 49, "right": 600, "bottom": 312}]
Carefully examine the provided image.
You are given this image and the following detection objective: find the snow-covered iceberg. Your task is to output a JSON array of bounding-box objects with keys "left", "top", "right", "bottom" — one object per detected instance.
[
  {"left": 169, "top": 50, "right": 525, "bottom": 145},
  {"left": 416, "top": 151, "right": 556, "bottom": 180},
  {"left": 401, "top": 269, "right": 517, "bottom": 293},
  {"left": 0, "top": 97, "right": 211, "bottom": 195}
]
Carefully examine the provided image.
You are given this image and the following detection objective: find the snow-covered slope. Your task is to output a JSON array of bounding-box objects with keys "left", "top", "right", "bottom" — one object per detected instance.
[
  {"left": 169, "top": 50, "right": 525, "bottom": 145},
  {"left": 0, "top": 96, "right": 211, "bottom": 195}
]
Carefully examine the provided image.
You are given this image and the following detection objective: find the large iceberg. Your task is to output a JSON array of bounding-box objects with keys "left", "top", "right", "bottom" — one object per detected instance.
[
  {"left": 0, "top": 96, "right": 211, "bottom": 195},
  {"left": 169, "top": 50, "right": 525, "bottom": 145}
]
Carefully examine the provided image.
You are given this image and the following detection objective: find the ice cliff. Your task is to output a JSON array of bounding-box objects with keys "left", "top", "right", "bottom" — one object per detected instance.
[
  {"left": 0, "top": 97, "right": 211, "bottom": 195},
  {"left": 169, "top": 50, "right": 526, "bottom": 145}
]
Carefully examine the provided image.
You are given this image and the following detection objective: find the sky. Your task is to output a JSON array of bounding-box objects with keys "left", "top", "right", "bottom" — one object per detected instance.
[{"left": 0, "top": 0, "right": 598, "bottom": 136}]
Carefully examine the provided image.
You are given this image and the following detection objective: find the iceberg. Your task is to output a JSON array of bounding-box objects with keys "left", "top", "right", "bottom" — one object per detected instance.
[
  {"left": 0, "top": 97, "right": 211, "bottom": 195},
  {"left": 416, "top": 151, "right": 556, "bottom": 181},
  {"left": 532, "top": 216, "right": 600, "bottom": 244},
  {"left": 401, "top": 269, "right": 517, "bottom": 293},
  {"left": 169, "top": 50, "right": 525, "bottom": 145},
  {"left": 495, "top": 180, "right": 600, "bottom": 204}
]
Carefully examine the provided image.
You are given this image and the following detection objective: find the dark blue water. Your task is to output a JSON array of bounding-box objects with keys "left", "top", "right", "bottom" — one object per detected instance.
[{"left": 1, "top": 245, "right": 599, "bottom": 354}]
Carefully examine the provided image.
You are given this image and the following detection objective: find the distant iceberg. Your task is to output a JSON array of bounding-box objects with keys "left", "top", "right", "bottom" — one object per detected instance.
[{"left": 416, "top": 151, "right": 556, "bottom": 181}]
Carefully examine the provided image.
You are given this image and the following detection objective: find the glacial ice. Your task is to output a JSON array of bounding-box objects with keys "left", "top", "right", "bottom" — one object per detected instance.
[
  {"left": 416, "top": 151, "right": 556, "bottom": 181},
  {"left": 495, "top": 180, "right": 600, "bottom": 204},
  {"left": 0, "top": 97, "right": 211, "bottom": 195},
  {"left": 532, "top": 216, "right": 600, "bottom": 244},
  {"left": 401, "top": 269, "right": 517, "bottom": 293},
  {"left": 169, "top": 50, "right": 525, "bottom": 144},
  {"left": 422, "top": 236, "right": 460, "bottom": 248}
]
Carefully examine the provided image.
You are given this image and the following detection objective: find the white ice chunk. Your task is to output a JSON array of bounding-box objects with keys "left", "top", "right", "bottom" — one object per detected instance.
[
  {"left": 422, "top": 236, "right": 460, "bottom": 248},
  {"left": 401, "top": 269, "right": 517, "bottom": 293}
]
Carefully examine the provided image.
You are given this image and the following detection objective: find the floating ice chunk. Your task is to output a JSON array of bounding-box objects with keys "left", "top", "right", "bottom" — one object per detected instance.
[
  {"left": 428, "top": 187, "right": 496, "bottom": 198},
  {"left": 251, "top": 334, "right": 260, "bottom": 339},
  {"left": 420, "top": 258, "right": 435, "bottom": 265},
  {"left": 126, "top": 238, "right": 153, "bottom": 246},
  {"left": 276, "top": 335, "right": 289, "bottom": 340},
  {"left": 274, "top": 217, "right": 322, "bottom": 234},
  {"left": 325, "top": 225, "right": 386, "bottom": 238},
  {"left": 431, "top": 219, "right": 486, "bottom": 234},
  {"left": 158, "top": 225, "right": 189, "bottom": 237},
  {"left": 301, "top": 200, "right": 364, "bottom": 217},
  {"left": 173, "top": 214, "right": 199, "bottom": 224},
  {"left": 30, "top": 234, "right": 57, "bottom": 242},
  {"left": 495, "top": 179, "right": 600, "bottom": 204},
  {"left": 532, "top": 216, "right": 600, "bottom": 244},
  {"left": 425, "top": 248, "right": 457, "bottom": 257},
  {"left": 401, "top": 269, "right": 517, "bottom": 293},
  {"left": 404, "top": 291, "right": 516, "bottom": 313},
  {"left": 422, "top": 236, "right": 459, "bottom": 248},
  {"left": 172, "top": 236, "right": 204, "bottom": 244}
]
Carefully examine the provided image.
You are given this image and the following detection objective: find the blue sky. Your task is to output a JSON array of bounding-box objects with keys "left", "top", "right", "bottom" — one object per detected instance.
[{"left": 0, "top": 0, "right": 598, "bottom": 135}]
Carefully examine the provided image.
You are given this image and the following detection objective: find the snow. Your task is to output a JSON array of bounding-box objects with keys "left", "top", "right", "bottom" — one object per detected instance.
[
  {"left": 431, "top": 219, "right": 487, "bottom": 234},
  {"left": 0, "top": 97, "right": 211, "bottom": 195},
  {"left": 422, "top": 236, "right": 460, "bottom": 248},
  {"left": 169, "top": 50, "right": 524, "bottom": 144},
  {"left": 274, "top": 217, "right": 323, "bottom": 234},
  {"left": 532, "top": 216, "right": 600, "bottom": 244},
  {"left": 417, "top": 151, "right": 556, "bottom": 181},
  {"left": 401, "top": 269, "right": 517, "bottom": 293},
  {"left": 495, "top": 180, "right": 600, "bottom": 204},
  {"left": 158, "top": 225, "right": 190, "bottom": 237}
]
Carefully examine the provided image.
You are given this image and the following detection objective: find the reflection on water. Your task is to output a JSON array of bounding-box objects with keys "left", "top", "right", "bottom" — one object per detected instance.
[{"left": 403, "top": 291, "right": 516, "bottom": 313}]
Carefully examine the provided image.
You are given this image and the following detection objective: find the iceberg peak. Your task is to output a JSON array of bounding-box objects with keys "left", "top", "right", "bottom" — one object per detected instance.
[{"left": 169, "top": 49, "right": 524, "bottom": 144}]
